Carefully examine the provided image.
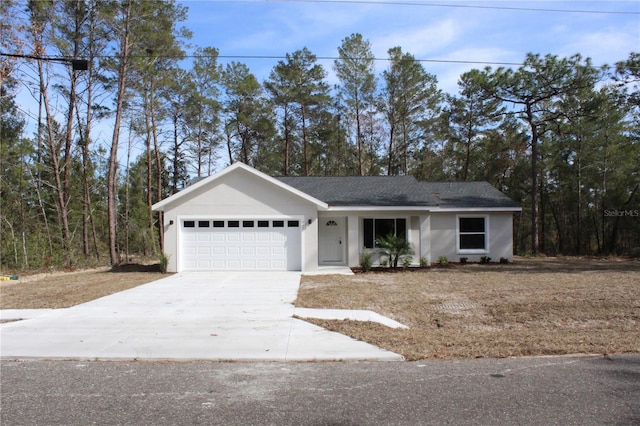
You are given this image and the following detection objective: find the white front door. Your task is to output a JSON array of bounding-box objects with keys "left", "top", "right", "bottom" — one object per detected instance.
[{"left": 319, "top": 217, "right": 345, "bottom": 263}]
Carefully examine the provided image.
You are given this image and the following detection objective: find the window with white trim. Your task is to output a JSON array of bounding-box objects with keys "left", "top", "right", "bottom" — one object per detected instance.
[
  {"left": 363, "top": 218, "right": 407, "bottom": 249},
  {"left": 458, "top": 216, "right": 488, "bottom": 252}
]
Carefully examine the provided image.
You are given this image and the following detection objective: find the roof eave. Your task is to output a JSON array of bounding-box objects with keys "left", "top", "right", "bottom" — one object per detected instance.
[{"left": 326, "top": 206, "right": 522, "bottom": 212}]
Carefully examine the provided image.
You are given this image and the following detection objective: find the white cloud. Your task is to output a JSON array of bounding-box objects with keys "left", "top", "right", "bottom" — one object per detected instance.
[
  {"left": 370, "top": 19, "right": 462, "bottom": 59},
  {"left": 562, "top": 25, "right": 639, "bottom": 66},
  {"left": 428, "top": 47, "right": 518, "bottom": 94}
]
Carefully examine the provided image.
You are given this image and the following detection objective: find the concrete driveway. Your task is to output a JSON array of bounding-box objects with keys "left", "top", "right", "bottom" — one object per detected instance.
[{"left": 0, "top": 272, "right": 402, "bottom": 361}]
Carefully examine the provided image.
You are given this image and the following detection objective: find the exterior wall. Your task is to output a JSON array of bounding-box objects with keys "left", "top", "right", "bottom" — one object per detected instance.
[
  {"left": 159, "top": 164, "right": 517, "bottom": 272},
  {"left": 161, "top": 168, "right": 319, "bottom": 272},
  {"left": 321, "top": 211, "right": 423, "bottom": 268},
  {"left": 419, "top": 214, "right": 431, "bottom": 265},
  {"left": 430, "top": 211, "right": 514, "bottom": 263}
]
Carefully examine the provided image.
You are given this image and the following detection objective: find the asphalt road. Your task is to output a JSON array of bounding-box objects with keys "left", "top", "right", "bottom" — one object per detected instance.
[{"left": 1, "top": 355, "right": 639, "bottom": 425}]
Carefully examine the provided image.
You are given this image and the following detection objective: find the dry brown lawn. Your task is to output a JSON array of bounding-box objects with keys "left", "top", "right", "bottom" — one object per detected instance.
[
  {"left": 0, "top": 264, "right": 165, "bottom": 310},
  {"left": 2, "top": 257, "right": 638, "bottom": 361},
  {"left": 296, "top": 257, "right": 640, "bottom": 360}
]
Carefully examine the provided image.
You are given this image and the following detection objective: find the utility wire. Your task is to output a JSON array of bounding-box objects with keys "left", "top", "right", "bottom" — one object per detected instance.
[
  {"left": 0, "top": 51, "right": 558, "bottom": 67},
  {"left": 262, "top": 0, "right": 639, "bottom": 15}
]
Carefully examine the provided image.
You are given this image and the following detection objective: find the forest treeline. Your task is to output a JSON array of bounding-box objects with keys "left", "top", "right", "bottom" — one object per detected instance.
[{"left": 1, "top": 1, "right": 638, "bottom": 270}]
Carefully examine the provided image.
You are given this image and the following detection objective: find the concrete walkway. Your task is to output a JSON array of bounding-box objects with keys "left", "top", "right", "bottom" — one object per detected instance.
[{"left": 0, "top": 272, "right": 403, "bottom": 362}]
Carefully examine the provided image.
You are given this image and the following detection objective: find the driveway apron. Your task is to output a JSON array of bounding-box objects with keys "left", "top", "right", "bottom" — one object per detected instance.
[{"left": 0, "top": 272, "right": 402, "bottom": 361}]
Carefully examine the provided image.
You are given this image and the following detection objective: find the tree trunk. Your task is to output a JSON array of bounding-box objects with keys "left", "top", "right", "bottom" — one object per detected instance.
[
  {"left": 283, "top": 108, "right": 290, "bottom": 176},
  {"left": 356, "top": 100, "right": 363, "bottom": 176},
  {"left": 144, "top": 94, "right": 154, "bottom": 255},
  {"left": 526, "top": 104, "right": 540, "bottom": 254},
  {"left": 225, "top": 121, "right": 234, "bottom": 164},
  {"left": 151, "top": 79, "right": 163, "bottom": 253},
  {"left": 38, "top": 59, "right": 71, "bottom": 253},
  {"left": 387, "top": 123, "right": 395, "bottom": 176},
  {"left": 301, "top": 104, "right": 309, "bottom": 176},
  {"left": 107, "top": 2, "right": 132, "bottom": 266}
]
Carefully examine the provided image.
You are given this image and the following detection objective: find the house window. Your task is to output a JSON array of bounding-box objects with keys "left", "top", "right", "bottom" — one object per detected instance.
[
  {"left": 228, "top": 220, "right": 240, "bottom": 228},
  {"left": 213, "top": 221, "right": 225, "bottom": 228},
  {"left": 243, "top": 220, "right": 254, "bottom": 228},
  {"left": 257, "top": 220, "right": 269, "bottom": 228},
  {"left": 183, "top": 220, "right": 195, "bottom": 228},
  {"left": 287, "top": 220, "right": 300, "bottom": 227},
  {"left": 198, "top": 221, "right": 210, "bottom": 228},
  {"left": 273, "top": 220, "right": 284, "bottom": 228},
  {"left": 363, "top": 218, "right": 407, "bottom": 249},
  {"left": 458, "top": 216, "right": 488, "bottom": 252}
]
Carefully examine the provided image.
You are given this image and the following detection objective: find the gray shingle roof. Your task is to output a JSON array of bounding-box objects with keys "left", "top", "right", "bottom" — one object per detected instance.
[{"left": 276, "top": 176, "right": 519, "bottom": 209}]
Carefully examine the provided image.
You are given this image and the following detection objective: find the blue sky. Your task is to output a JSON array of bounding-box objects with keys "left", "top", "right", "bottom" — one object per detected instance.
[{"left": 179, "top": 0, "right": 640, "bottom": 93}]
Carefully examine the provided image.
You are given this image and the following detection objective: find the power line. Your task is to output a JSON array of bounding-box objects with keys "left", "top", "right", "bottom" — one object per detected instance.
[
  {"left": 6, "top": 51, "right": 629, "bottom": 69},
  {"left": 215, "top": 54, "right": 524, "bottom": 66},
  {"left": 0, "top": 51, "right": 526, "bottom": 66},
  {"left": 262, "top": 0, "right": 640, "bottom": 15}
]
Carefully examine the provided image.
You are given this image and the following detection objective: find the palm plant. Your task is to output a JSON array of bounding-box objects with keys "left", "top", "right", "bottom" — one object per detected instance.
[{"left": 375, "top": 234, "right": 414, "bottom": 268}]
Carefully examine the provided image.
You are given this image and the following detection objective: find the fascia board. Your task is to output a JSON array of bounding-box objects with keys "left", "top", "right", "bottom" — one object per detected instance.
[
  {"left": 431, "top": 207, "right": 522, "bottom": 212},
  {"left": 326, "top": 206, "right": 522, "bottom": 212},
  {"left": 326, "top": 206, "right": 433, "bottom": 212}
]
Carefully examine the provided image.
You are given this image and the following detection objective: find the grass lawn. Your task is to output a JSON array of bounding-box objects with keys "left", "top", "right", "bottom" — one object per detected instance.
[
  {"left": 0, "top": 264, "right": 165, "bottom": 310},
  {"left": 2, "top": 257, "right": 638, "bottom": 361},
  {"left": 295, "top": 257, "right": 640, "bottom": 360}
]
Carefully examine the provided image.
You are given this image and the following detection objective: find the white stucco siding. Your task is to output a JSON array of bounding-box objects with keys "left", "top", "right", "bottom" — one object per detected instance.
[
  {"left": 488, "top": 212, "right": 515, "bottom": 261},
  {"left": 430, "top": 212, "right": 514, "bottom": 263},
  {"left": 430, "top": 214, "right": 458, "bottom": 262},
  {"left": 161, "top": 169, "right": 319, "bottom": 272},
  {"left": 322, "top": 211, "right": 422, "bottom": 268}
]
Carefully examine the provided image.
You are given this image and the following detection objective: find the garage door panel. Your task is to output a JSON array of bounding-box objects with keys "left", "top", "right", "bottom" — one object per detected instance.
[
  {"left": 181, "top": 219, "right": 301, "bottom": 271},
  {"left": 256, "top": 233, "right": 270, "bottom": 242},
  {"left": 197, "top": 246, "right": 212, "bottom": 255},
  {"left": 242, "top": 233, "right": 256, "bottom": 242},
  {"left": 212, "top": 260, "right": 226, "bottom": 269},
  {"left": 197, "top": 260, "right": 212, "bottom": 269},
  {"left": 256, "top": 246, "right": 270, "bottom": 255},
  {"left": 227, "top": 260, "right": 241, "bottom": 269},
  {"left": 197, "top": 233, "right": 211, "bottom": 242},
  {"left": 272, "top": 260, "right": 286, "bottom": 269},
  {"left": 256, "top": 260, "right": 271, "bottom": 269},
  {"left": 271, "top": 233, "right": 285, "bottom": 242}
]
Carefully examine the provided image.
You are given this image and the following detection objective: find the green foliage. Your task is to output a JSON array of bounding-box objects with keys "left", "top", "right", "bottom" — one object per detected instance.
[
  {"left": 480, "top": 256, "right": 492, "bottom": 264},
  {"left": 499, "top": 257, "right": 510, "bottom": 264},
  {"left": 459, "top": 257, "right": 468, "bottom": 264},
  {"left": 401, "top": 256, "right": 413, "bottom": 269},
  {"left": 359, "top": 250, "right": 373, "bottom": 272},
  {"left": 375, "top": 234, "right": 414, "bottom": 268},
  {"left": 381, "top": 46, "right": 442, "bottom": 175},
  {"left": 159, "top": 253, "right": 170, "bottom": 273},
  {"left": 334, "top": 33, "right": 378, "bottom": 175},
  {"left": 437, "top": 256, "right": 449, "bottom": 266},
  {"left": 3, "top": 0, "right": 639, "bottom": 270},
  {"left": 419, "top": 257, "right": 428, "bottom": 267}
]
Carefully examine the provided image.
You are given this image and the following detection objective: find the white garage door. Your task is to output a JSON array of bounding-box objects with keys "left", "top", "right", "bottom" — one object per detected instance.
[{"left": 180, "top": 219, "right": 302, "bottom": 271}]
